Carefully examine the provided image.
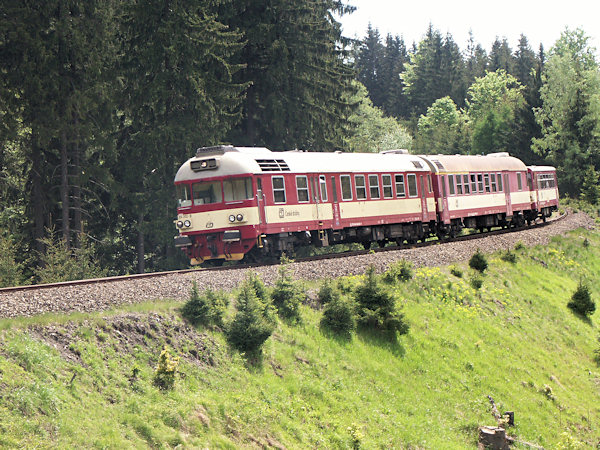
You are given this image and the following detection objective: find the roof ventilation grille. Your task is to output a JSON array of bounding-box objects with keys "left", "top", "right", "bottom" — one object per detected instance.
[{"left": 256, "top": 159, "right": 290, "bottom": 172}]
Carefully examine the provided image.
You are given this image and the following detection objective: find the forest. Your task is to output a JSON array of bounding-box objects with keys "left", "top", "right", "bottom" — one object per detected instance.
[{"left": 1, "top": 0, "right": 600, "bottom": 284}]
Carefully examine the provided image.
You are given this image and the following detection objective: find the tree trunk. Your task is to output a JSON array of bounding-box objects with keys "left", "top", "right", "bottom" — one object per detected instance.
[
  {"left": 60, "top": 128, "right": 70, "bottom": 248},
  {"left": 137, "top": 211, "right": 145, "bottom": 273},
  {"left": 31, "top": 139, "right": 46, "bottom": 257},
  {"left": 72, "top": 114, "right": 82, "bottom": 248}
]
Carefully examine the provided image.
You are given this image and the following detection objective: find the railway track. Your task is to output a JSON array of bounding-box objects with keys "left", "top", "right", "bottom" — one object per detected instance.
[{"left": 0, "top": 211, "right": 567, "bottom": 295}]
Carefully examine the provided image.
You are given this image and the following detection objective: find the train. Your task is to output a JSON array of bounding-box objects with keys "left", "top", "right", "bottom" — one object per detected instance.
[{"left": 173, "top": 146, "right": 559, "bottom": 265}]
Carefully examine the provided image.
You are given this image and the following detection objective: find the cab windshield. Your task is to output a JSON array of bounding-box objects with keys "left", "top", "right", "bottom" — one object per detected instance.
[
  {"left": 224, "top": 177, "right": 253, "bottom": 202},
  {"left": 192, "top": 181, "right": 222, "bottom": 205}
]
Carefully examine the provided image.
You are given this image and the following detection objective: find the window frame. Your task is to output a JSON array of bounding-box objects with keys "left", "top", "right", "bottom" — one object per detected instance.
[
  {"left": 319, "top": 175, "right": 328, "bottom": 201},
  {"left": 456, "top": 175, "right": 463, "bottom": 195},
  {"left": 355, "top": 174, "right": 367, "bottom": 200},
  {"left": 395, "top": 174, "right": 406, "bottom": 198},
  {"left": 517, "top": 172, "right": 523, "bottom": 191},
  {"left": 497, "top": 173, "right": 503, "bottom": 192},
  {"left": 463, "top": 175, "right": 470, "bottom": 194},
  {"left": 407, "top": 173, "right": 418, "bottom": 198},
  {"left": 382, "top": 174, "right": 393, "bottom": 199},
  {"left": 448, "top": 174, "right": 456, "bottom": 195},
  {"left": 470, "top": 174, "right": 477, "bottom": 193},
  {"left": 223, "top": 176, "right": 253, "bottom": 203},
  {"left": 368, "top": 174, "right": 380, "bottom": 199},
  {"left": 340, "top": 175, "right": 353, "bottom": 201},
  {"left": 272, "top": 176, "right": 286, "bottom": 204},
  {"left": 484, "top": 173, "right": 491, "bottom": 193},
  {"left": 295, "top": 175, "right": 309, "bottom": 203}
]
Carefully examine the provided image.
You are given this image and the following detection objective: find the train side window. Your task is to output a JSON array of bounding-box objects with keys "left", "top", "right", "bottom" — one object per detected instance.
[
  {"left": 484, "top": 174, "right": 490, "bottom": 193},
  {"left": 463, "top": 175, "right": 470, "bottom": 194},
  {"left": 428, "top": 174, "right": 433, "bottom": 193},
  {"left": 395, "top": 174, "right": 406, "bottom": 198},
  {"left": 193, "top": 180, "right": 222, "bottom": 205},
  {"left": 490, "top": 174, "right": 497, "bottom": 192},
  {"left": 470, "top": 174, "right": 477, "bottom": 193},
  {"left": 497, "top": 173, "right": 503, "bottom": 191},
  {"left": 331, "top": 176, "right": 338, "bottom": 202},
  {"left": 224, "top": 177, "right": 253, "bottom": 202},
  {"left": 341, "top": 175, "right": 353, "bottom": 201},
  {"left": 368, "top": 174, "right": 380, "bottom": 199},
  {"left": 448, "top": 175, "right": 455, "bottom": 195},
  {"left": 407, "top": 174, "right": 418, "bottom": 197},
  {"left": 319, "top": 175, "right": 328, "bottom": 201},
  {"left": 272, "top": 176, "right": 286, "bottom": 203},
  {"left": 355, "top": 175, "right": 367, "bottom": 200},
  {"left": 296, "top": 176, "right": 309, "bottom": 202},
  {"left": 477, "top": 174, "right": 484, "bottom": 193},
  {"left": 456, "top": 175, "right": 463, "bottom": 195},
  {"left": 176, "top": 184, "right": 192, "bottom": 208},
  {"left": 382, "top": 174, "right": 393, "bottom": 198},
  {"left": 517, "top": 173, "right": 523, "bottom": 191}
]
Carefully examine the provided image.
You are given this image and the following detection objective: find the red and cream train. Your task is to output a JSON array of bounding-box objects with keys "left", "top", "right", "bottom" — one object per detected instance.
[{"left": 173, "top": 146, "right": 558, "bottom": 264}]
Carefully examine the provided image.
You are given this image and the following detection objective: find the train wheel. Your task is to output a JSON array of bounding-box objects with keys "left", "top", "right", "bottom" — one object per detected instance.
[
  {"left": 378, "top": 240, "right": 386, "bottom": 248},
  {"left": 362, "top": 241, "right": 371, "bottom": 250}
]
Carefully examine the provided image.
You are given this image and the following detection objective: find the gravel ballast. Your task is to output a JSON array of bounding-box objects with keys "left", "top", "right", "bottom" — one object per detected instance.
[{"left": 0, "top": 212, "right": 595, "bottom": 319}]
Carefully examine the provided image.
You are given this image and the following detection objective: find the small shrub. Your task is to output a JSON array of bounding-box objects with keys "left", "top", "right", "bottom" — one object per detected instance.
[
  {"left": 449, "top": 265, "right": 463, "bottom": 278},
  {"left": 567, "top": 280, "right": 596, "bottom": 317},
  {"left": 317, "top": 279, "right": 338, "bottom": 305},
  {"left": 153, "top": 346, "right": 180, "bottom": 390},
  {"left": 320, "top": 291, "right": 356, "bottom": 336},
  {"left": 470, "top": 276, "right": 483, "bottom": 290},
  {"left": 246, "top": 271, "right": 270, "bottom": 303},
  {"left": 469, "top": 249, "right": 488, "bottom": 273},
  {"left": 583, "top": 237, "right": 590, "bottom": 248},
  {"left": 181, "top": 282, "right": 228, "bottom": 328},
  {"left": 514, "top": 241, "right": 525, "bottom": 251},
  {"left": 271, "top": 263, "right": 304, "bottom": 322},
  {"left": 383, "top": 260, "right": 413, "bottom": 283},
  {"left": 354, "top": 265, "right": 409, "bottom": 335},
  {"left": 500, "top": 250, "right": 517, "bottom": 264},
  {"left": 227, "top": 276, "right": 276, "bottom": 355}
]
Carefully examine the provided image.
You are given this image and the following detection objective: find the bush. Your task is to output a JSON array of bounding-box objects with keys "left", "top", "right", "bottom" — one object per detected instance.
[
  {"left": 567, "top": 280, "right": 595, "bottom": 317},
  {"left": 514, "top": 241, "right": 525, "bottom": 251},
  {"left": 153, "top": 346, "right": 179, "bottom": 390},
  {"left": 470, "top": 276, "right": 483, "bottom": 290},
  {"left": 354, "top": 265, "right": 409, "bottom": 335},
  {"left": 181, "top": 282, "right": 228, "bottom": 328},
  {"left": 320, "top": 291, "right": 356, "bottom": 337},
  {"left": 227, "top": 274, "right": 276, "bottom": 355},
  {"left": 469, "top": 249, "right": 488, "bottom": 273},
  {"left": 0, "top": 235, "right": 24, "bottom": 288},
  {"left": 449, "top": 265, "right": 463, "bottom": 278},
  {"left": 271, "top": 263, "right": 304, "bottom": 322},
  {"left": 317, "top": 279, "right": 338, "bottom": 305},
  {"left": 500, "top": 250, "right": 517, "bottom": 264},
  {"left": 383, "top": 259, "right": 413, "bottom": 283}
]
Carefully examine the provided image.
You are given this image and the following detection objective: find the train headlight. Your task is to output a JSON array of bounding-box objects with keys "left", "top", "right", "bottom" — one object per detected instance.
[
  {"left": 236, "top": 214, "right": 244, "bottom": 222},
  {"left": 228, "top": 214, "right": 236, "bottom": 223},
  {"left": 183, "top": 220, "right": 191, "bottom": 228},
  {"left": 176, "top": 220, "right": 184, "bottom": 228}
]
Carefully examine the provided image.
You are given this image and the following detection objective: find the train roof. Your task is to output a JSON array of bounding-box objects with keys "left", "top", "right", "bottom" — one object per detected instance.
[
  {"left": 418, "top": 153, "right": 527, "bottom": 174},
  {"left": 528, "top": 165, "right": 556, "bottom": 172},
  {"left": 175, "top": 146, "right": 430, "bottom": 182}
]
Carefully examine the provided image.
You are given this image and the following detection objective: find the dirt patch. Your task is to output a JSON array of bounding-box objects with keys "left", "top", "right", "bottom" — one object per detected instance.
[{"left": 30, "top": 312, "right": 221, "bottom": 368}]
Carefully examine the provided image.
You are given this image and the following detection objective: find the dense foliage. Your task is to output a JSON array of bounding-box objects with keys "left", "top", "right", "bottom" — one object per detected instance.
[{"left": 1, "top": 3, "right": 599, "bottom": 283}]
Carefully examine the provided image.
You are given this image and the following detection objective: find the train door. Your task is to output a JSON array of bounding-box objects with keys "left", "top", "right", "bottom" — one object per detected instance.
[
  {"left": 256, "top": 177, "right": 267, "bottom": 225},
  {"left": 438, "top": 175, "right": 450, "bottom": 224},
  {"left": 503, "top": 173, "right": 512, "bottom": 217},
  {"left": 310, "top": 176, "right": 321, "bottom": 225},
  {"left": 330, "top": 176, "right": 341, "bottom": 228},
  {"left": 528, "top": 170, "right": 539, "bottom": 209},
  {"left": 419, "top": 175, "right": 429, "bottom": 222}
]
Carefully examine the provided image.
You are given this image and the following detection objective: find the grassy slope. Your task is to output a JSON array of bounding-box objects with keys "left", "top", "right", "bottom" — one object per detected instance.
[{"left": 0, "top": 229, "right": 599, "bottom": 449}]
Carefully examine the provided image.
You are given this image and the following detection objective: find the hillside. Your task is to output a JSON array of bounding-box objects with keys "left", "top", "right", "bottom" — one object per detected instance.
[{"left": 0, "top": 227, "right": 599, "bottom": 448}]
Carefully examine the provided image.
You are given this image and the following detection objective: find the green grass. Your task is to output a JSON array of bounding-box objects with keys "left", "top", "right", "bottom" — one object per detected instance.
[{"left": 0, "top": 229, "right": 599, "bottom": 448}]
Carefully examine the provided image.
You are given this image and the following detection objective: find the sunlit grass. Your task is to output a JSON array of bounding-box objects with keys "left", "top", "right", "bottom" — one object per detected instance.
[{"left": 0, "top": 229, "right": 598, "bottom": 448}]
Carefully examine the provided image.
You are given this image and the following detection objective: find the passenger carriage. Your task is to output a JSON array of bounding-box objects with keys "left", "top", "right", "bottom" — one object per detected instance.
[
  {"left": 174, "top": 146, "right": 436, "bottom": 264},
  {"left": 527, "top": 166, "right": 559, "bottom": 220},
  {"left": 418, "top": 152, "right": 537, "bottom": 234}
]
